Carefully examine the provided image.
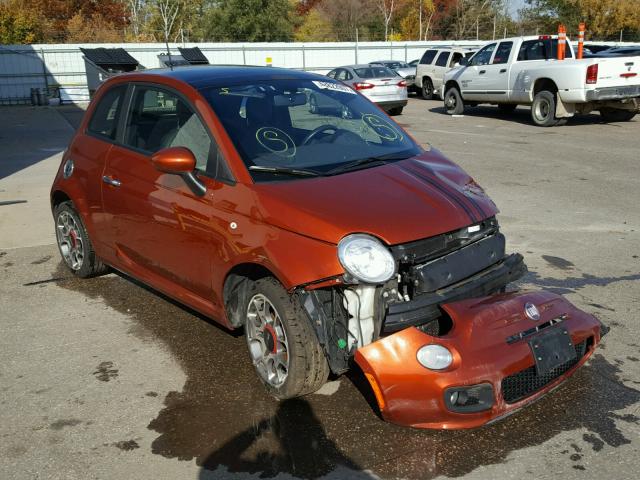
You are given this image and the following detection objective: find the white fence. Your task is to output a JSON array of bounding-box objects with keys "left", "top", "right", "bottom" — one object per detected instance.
[{"left": 0, "top": 39, "right": 635, "bottom": 105}]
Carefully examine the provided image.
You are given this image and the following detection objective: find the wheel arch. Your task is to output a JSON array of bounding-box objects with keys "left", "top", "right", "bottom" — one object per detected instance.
[
  {"left": 533, "top": 78, "right": 558, "bottom": 96},
  {"left": 50, "top": 189, "right": 71, "bottom": 212},
  {"left": 444, "top": 80, "right": 461, "bottom": 94},
  {"left": 222, "top": 262, "right": 283, "bottom": 328}
]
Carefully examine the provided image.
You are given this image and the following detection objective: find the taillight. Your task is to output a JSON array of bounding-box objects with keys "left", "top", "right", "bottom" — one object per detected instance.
[
  {"left": 397, "top": 80, "right": 407, "bottom": 87},
  {"left": 586, "top": 64, "right": 598, "bottom": 84},
  {"left": 354, "top": 82, "right": 374, "bottom": 90}
]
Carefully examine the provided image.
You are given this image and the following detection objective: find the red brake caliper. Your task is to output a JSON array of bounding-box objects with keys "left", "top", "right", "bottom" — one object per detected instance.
[{"left": 69, "top": 229, "right": 78, "bottom": 249}]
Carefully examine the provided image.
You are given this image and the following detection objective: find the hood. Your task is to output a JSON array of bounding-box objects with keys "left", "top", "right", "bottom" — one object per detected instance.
[
  {"left": 395, "top": 67, "right": 416, "bottom": 78},
  {"left": 251, "top": 149, "right": 498, "bottom": 246}
]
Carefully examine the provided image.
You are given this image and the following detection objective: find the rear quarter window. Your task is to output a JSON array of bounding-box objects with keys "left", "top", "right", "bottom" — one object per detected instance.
[{"left": 87, "top": 85, "right": 126, "bottom": 140}]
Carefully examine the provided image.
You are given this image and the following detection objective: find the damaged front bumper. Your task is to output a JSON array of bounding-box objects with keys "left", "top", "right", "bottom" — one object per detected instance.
[{"left": 354, "top": 290, "right": 603, "bottom": 429}]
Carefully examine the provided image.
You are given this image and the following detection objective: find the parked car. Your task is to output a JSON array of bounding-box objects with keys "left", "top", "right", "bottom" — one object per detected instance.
[
  {"left": 369, "top": 60, "right": 416, "bottom": 91},
  {"left": 441, "top": 35, "right": 640, "bottom": 126},
  {"left": 415, "top": 47, "right": 476, "bottom": 99},
  {"left": 51, "top": 66, "right": 604, "bottom": 429},
  {"left": 325, "top": 64, "right": 408, "bottom": 115},
  {"left": 408, "top": 59, "right": 419, "bottom": 67},
  {"left": 592, "top": 46, "right": 640, "bottom": 57}
]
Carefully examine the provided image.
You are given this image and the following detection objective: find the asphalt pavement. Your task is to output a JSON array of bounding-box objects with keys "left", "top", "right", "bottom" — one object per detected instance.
[{"left": 1, "top": 99, "right": 639, "bottom": 480}]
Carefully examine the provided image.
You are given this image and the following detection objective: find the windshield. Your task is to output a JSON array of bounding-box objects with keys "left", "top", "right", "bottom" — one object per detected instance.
[{"left": 201, "top": 78, "right": 420, "bottom": 181}]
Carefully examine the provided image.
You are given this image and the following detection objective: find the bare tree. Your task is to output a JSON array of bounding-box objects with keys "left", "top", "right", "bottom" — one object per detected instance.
[
  {"left": 377, "top": 0, "right": 395, "bottom": 41},
  {"left": 127, "top": 0, "right": 145, "bottom": 37},
  {"left": 155, "top": 0, "right": 181, "bottom": 51}
]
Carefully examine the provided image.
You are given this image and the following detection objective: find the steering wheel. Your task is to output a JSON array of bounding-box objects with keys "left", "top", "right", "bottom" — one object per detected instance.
[{"left": 302, "top": 125, "right": 344, "bottom": 146}]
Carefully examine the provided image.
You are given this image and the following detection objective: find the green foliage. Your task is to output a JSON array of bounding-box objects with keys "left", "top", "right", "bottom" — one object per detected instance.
[
  {"left": 0, "top": 2, "right": 44, "bottom": 44},
  {"left": 200, "top": 0, "right": 294, "bottom": 42}
]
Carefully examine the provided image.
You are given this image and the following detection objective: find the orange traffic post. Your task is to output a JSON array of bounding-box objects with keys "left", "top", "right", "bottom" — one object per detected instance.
[
  {"left": 577, "top": 22, "right": 585, "bottom": 59},
  {"left": 557, "top": 24, "right": 566, "bottom": 60}
]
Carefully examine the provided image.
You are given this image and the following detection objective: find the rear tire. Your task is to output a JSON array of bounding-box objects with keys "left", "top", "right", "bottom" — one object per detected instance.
[
  {"left": 600, "top": 108, "right": 636, "bottom": 122},
  {"left": 531, "top": 90, "right": 559, "bottom": 127},
  {"left": 444, "top": 87, "right": 465, "bottom": 115},
  {"left": 54, "top": 201, "right": 108, "bottom": 278},
  {"left": 388, "top": 107, "right": 403, "bottom": 116},
  {"left": 244, "top": 277, "right": 329, "bottom": 400},
  {"left": 421, "top": 78, "right": 434, "bottom": 100}
]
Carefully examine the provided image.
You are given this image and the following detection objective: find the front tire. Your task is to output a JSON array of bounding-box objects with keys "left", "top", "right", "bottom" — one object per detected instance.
[
  {"left": 388, "top": 107, "right": 403, "bottom": 116},
  {"left": 244, "top": 277, "right": 329, "bottom": 399},
  {"left": 600, "top": 108, "right": 636, "bottom": 122},
  {"left": 444, "top": 87, "right": 465, "bottom": 115},
  {"left": 54, "top": 201, "right": 108, "bottom": 278},
  {"left": 531, "top": 90, "right": 560, "bottom": 127}
]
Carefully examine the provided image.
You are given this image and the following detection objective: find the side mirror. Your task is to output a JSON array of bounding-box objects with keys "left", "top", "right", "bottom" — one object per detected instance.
[
  {"left": 459, "top": 57, "right": 469, "bottom": 67},
  {"left": 151, "top": 147, "right": 206, "bottom": 196}
]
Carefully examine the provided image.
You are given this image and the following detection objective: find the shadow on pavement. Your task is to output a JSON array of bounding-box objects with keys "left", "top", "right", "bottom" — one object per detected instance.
[
  {"left": 47, "top": 260, "right": 640, "bottom": 479},
  {"left": 427, "top": 104, "right": 612, "bottom": 127}
]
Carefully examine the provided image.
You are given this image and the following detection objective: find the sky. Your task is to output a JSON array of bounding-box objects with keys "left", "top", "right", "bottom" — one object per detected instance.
[{"left": 507, "top": 0, "right": 527, "bottom": 19}]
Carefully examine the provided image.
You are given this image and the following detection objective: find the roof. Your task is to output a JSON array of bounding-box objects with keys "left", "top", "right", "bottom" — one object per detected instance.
[
  {"left": 80, "top": 48, "right": 139, "bottom": 67},
  {"left": 178, "top": 47, "right": 209, "bottom": 65},
  {"left": 119, "top": 65, "right": 325, "bottom": 89}
]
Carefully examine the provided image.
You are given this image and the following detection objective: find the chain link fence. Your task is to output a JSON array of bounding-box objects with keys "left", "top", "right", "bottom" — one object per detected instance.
[{"left": 1, "top": 37, "right": 638, "bottom": 105}]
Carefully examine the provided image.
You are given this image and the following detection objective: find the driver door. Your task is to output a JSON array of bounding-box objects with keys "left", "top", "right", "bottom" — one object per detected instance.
[
  {"left": 101, "top": 84, "right": 223, "bottom": 301},
  {"left": 456, "top": 43, "right": 497, "bottom": 101}
]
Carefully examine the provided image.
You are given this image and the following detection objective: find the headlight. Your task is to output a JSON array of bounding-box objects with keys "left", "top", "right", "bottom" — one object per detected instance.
[
  {"left": 417, "top": 344, "right": 453, "bottom": 370},
  {"left": 337, "top": 234, "right": 396, "bottom": 283}
]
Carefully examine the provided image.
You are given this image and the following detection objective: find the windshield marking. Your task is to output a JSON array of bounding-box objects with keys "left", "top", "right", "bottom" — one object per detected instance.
[
  {"left": 255, "top": 127, "right": 297, "bottom": 158},
  {"left": 362, "top": 114, "right": 403, "bottom": 142}
]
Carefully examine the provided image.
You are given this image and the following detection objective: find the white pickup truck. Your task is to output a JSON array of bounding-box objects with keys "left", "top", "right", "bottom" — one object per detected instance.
[{"left": 441, "top": 35, "right": 640, "bottom": 126}]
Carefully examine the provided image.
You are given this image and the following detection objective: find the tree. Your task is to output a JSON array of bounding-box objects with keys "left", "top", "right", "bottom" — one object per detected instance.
[
  {"left": 66, "top": 12, "right": 123, "bottom": 42},
  {"left": 377, "top": 0, "right": 396, "bottom": 41},
  {"left": 0, "top": 1, "right": 46, "bottom": 44},
  {"left": 399, "top": 1, "right": 435, "bottom": 40},
  {"left": 295, "top": 9, "right": 334, "bottom": 41},
  {"left": 519, "top": 0, "right": 640, "bottom": 39},
  {"left": 200, "top": 0, "right": 294, "bottom": 41}
]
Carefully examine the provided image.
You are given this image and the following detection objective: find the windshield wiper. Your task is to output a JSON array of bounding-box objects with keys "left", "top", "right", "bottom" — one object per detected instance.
[
  {"left": 249, "top": 165, "right": 322, "bottom": 177},
  {"left": 325, "top": 153, "right": 413, "bottom": 176}
]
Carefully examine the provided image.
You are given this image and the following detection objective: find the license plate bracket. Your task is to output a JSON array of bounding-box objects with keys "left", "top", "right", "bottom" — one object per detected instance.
[{"left": 529, "top": 327, "right": 576, "bottom": 376}]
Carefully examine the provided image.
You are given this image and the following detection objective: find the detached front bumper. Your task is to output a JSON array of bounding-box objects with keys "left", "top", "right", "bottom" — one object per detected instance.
[{"left": 355, "top": 290, "right": 603, "bottom": 429}]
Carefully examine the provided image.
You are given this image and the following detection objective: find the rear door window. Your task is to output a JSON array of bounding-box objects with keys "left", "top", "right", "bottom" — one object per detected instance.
[
  {"left": 420, "top": 50, "right": 438, "bottom": 65},
  {"left": 435, "top": 51, "right": 451, "bottom": 67},
  {"left": 493, "top": 42, "right": 513, "bottom": 64},
  {"left": 87, "top": 85, "right": 126, "bottom": 140},
  {"left": 517, "top": 39, "right": 573, "bottom": 61}
]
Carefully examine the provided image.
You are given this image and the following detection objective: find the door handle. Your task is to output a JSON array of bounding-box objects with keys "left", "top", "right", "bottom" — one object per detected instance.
[
  {"left": 500, "top": 69, "right": 507, "bottom": 73},
  {"left": 479, "top": 70, "right": 486, "bottom": 74},
  {"left": 102, "top": 175, "right": 121, "bottom": 187}
]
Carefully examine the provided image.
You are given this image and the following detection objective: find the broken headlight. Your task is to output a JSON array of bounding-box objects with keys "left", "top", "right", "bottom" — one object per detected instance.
[{"left": 338, "top": 234, "right": 396, "bottom": 284}]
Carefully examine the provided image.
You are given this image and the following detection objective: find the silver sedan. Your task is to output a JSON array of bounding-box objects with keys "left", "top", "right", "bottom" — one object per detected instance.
[{"left": 325, "top": 64, "right": 408, "bottom": 115}]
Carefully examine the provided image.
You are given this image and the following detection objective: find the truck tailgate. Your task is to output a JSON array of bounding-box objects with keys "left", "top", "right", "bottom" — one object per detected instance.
[{"left": 593, "top": 56, "right": 640, "bottom": 89}]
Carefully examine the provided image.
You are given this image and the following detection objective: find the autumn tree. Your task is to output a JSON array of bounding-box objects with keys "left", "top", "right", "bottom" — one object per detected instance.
[
  {"left": 295, "top": 8, "right": 335, "bottom": 41},
  {"left": 0, "top": 0, "right": 46, "bottom": 44}
]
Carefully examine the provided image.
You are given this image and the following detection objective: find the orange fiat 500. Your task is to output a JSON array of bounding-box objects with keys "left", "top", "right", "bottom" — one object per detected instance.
[{"left": 51, "top": 67, "right": 604, "bottom": 429}]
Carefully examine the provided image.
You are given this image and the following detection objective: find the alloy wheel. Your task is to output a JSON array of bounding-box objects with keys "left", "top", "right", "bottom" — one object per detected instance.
[
  {"left": 56, "top": 211, "right": 84, "bottom": 270},
  {"left": 245, "top": 293, "right": 290, "bottom": 387}
]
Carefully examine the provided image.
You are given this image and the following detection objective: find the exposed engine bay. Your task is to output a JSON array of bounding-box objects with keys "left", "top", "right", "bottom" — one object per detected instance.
[{"left": 299, "top": 216, "right": 527, "bottom": 373}]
